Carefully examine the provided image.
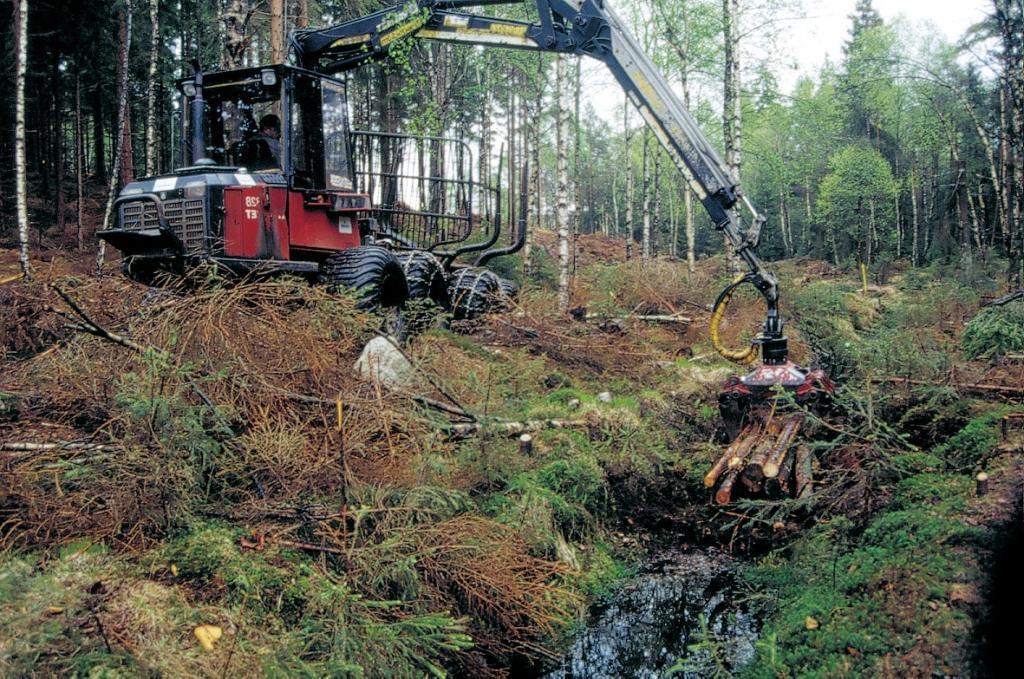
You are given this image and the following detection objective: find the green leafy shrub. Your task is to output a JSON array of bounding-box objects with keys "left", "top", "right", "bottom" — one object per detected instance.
[{"left": 961, "top": 301, "right": 1024, "bottom": 359}]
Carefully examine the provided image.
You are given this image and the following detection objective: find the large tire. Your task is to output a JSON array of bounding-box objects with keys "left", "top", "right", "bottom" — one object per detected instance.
[
  {"left": 319, "top": 246, "right": 408, "bottom": 309},
  {"left": 121, "top": 256, "right": 158, "bottom": 285},
  {"left": 494, "top": 277, "right": 519, "bottom": 310},
  {"left": 448, "top": 267, "right": 502, "bottom": 320},
  {"left": 395, "top": 251, "right": 450, "bottom": 308}
]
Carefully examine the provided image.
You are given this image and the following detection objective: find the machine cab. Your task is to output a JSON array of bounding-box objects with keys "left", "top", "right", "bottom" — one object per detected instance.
[{"left": 178, "top": 64, "right": 354, "bottom": 193}]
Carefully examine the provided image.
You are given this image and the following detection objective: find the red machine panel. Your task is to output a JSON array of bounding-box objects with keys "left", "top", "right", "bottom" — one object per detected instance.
[
  {"left": 223, "top": 186, "right": 289, "bottom": 260},
  {"left": 287, "top": 191, "right": 361, "bottom": 253}
]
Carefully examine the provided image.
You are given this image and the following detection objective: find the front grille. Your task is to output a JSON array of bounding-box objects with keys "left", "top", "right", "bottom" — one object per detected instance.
[{"left": 119, "top": 198, "right": 207, "bottom": 253}]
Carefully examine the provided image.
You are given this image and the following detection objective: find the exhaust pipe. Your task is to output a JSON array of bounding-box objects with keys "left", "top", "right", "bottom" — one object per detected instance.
[{"left": 190, "top": 60, "right": 215, "bottom": 166}]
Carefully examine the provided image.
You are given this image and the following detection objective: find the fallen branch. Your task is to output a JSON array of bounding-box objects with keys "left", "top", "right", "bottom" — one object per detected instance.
[
  {"left": 2, "top": 441, "right": 110, "bottom": 452},
  {"left": 241, "top": 534, "right": 347, "bottom": 556},
  {"left": 443, "top": 418, "right": 587, "bottom": 439},
  {"left": 582, "top": 312, "right": 692, "bottom": 325},
  {"left": 271, "top": 389, "right": 477, "bottom": 422},
  {"left": 983, "top": 290, "right": 1024, "bottom": 307},
  {"left": 411, "top": 394, "right": 475, "bottom": 421},
  {"left": 49, "top": 284, "right": 149, "bottom": 354},
  {"left": 794, "top": 445, "right": 814, "bottom": 499},
  {"left": 871, "top": 376, "right": 1024, "bottom": 398}
]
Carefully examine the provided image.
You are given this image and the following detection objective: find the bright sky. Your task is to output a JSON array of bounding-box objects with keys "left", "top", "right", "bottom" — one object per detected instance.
[
  {"left": 583, "top": 0, "right": 994, "bottom": 123},
  {"left": 781, "top": 0, "right": 992, "bottom": 88}
]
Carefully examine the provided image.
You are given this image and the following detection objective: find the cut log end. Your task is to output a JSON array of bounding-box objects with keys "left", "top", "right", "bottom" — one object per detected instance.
[{"left": 715, "top": 469, "right": 740, "bottom": 505}]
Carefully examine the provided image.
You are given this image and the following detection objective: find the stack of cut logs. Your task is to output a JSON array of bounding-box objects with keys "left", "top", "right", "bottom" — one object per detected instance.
[{"left": 704, "top": 414, "right": 814, "bottom": 505}]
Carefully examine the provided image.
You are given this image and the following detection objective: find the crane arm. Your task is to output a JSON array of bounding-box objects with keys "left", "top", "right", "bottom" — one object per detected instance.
[{"left": 293, "top": 0, "right": 787, "bottom": 363}]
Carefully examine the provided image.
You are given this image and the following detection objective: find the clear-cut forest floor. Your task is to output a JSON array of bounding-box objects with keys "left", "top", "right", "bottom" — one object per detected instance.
[{"left": 2, "top": 238, "right": 1022, "bottom": 677}]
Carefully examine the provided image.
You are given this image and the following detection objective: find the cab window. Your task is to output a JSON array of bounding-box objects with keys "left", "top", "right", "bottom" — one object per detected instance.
[{"left": 322, "top": 80, "right": 353, "bottom": 190}]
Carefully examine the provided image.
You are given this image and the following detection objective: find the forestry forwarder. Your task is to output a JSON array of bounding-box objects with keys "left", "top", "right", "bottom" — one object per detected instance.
[{"left": 98, "top": 0, "right": 833, "bottom": 497}]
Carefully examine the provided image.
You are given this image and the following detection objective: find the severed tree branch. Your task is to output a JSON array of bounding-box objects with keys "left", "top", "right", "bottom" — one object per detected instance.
[
  {"left": 442, "top": 418, "right": 587, "bottom": 440},
  {"left": 50, "top": 283, "right": 150, "bottom": 354}
]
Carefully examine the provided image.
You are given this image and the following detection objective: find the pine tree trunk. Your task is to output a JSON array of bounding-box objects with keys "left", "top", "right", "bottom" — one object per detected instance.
[
  {"left": 296, "top": 0, "right": 309, "bottom": 28},
  {"left": 91, "top": 87, "right": 106, "bottom": 184},
  {"left": 556, "top": 55, "right": 571, "bottom": 313},
  {"left": 76, "top": 67, "right": 86, "bottom": 251},
  {"left": 867, "top": 198, "right": 875, "bottom": 268},
  {"left": 509, "top": 83, "right": 517, "bottom": 244},
  {"left": 97, "top": 3, "right": 133, "bottom": 272},
  {"left": 53, "top": 51, "right": 66, "bottom": 237},
  {"left": 146, "top": 0, "right": 160, "bottom": 176},
  {"left": 479, "top": 66, "right": 491, "bottom": 228},
  {"left": 271, "top": 0, "right": 284, "bottom": 63},
  {"left": 121, "top": 100, "right": 134, "bottom": 187},
  {"left": 15, "top": 0, "right": 30, "bottom": 277},
  {"left": 526, "top": 55, "right": 543, "bottom": 278}
]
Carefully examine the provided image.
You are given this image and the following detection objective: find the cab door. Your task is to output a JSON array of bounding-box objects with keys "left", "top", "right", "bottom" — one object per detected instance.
[{"left": 286, "top": 73, "right": 362, "bottom": 255}]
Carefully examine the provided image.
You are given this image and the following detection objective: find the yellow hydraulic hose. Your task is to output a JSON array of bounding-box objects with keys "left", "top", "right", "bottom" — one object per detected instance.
[{"left": 710, "top": 274, "right": 760, "bottom": 366}]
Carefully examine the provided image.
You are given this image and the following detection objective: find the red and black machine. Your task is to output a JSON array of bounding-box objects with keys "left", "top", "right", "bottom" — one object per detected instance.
[{"left": 98, "top": 0, "right": 833, "bottom": 430}]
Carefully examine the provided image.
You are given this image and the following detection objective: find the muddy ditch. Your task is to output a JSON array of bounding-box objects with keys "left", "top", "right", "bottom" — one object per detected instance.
[{"left": 544, "top": 546, "right": 761, "bottom": 679}]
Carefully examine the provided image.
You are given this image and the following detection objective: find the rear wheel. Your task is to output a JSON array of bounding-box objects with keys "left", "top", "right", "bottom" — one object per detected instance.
[
  {"left": 319, "top": 246, "right": 409, "bottom": 309},
  {"left": 395, "top": 251, "right": 450, "bottom": 308},
  {"left": 494, "top": 277, "right": 519, "bottom": 309},
  {"left": 448, "top": 267, "right": 501, "bottom": 320}
]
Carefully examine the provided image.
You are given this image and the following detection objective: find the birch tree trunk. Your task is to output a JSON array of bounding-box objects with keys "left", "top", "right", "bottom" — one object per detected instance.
[
  {"left": 641, "top": 131, "right": 651, "bottom": 260},
  {"left": 911, "top": 162, "right": 920, "bottom": 266},
  {"left": 679, "top": 2, "right": 696, "bottom": 270},
  {"left": 222, "top": 0, "right": 248, "bottom": 69},
  {"left": 572, "top": 58, "right": 582, "bottom": 269},
  {"left": 145, "top": 0, "right": 160, "bottom": 176},
  {"left": 556, "top": 54, "right": 571, "bottom": 313},
  {"left": 15, "top": 0, "right": 30, "bottom": 277},
  {"left": 97, "top": 3, "right": 133, "bottom": 272},
  {"left": 670, "top": 183, "right": 678, "bottom": 258},
  {"left": 624, "top": 97, "right": 634, "bottom": 260},
  {"left": 653, "top": 146, "right": 661, "bottom": 256},
  {"left": 722, "top": 0, "right": 742, "bottom": 272}
]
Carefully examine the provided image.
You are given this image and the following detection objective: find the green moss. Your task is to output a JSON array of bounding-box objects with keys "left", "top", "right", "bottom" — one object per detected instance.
[
  {"left": 573, "top": 541, "right": 633, "bottom": 603},
  {"left": 162, "top": 522, "right": 313, "bottom": 623},
  {"left": 740, "top": 468, "right": 985, "bottom": 678},
  {"left": 934, "top": 406, "right": 1014, "bottom": 470}
]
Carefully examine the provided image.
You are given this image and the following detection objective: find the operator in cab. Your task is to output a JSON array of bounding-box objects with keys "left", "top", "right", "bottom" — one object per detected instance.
[{"left": 255, "top": 114, "right": 281, "bottom": 167}]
